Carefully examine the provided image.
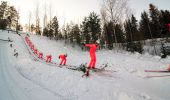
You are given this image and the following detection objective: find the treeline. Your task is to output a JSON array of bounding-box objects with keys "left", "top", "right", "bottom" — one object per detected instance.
[
  {"left": 39, "top": 3, "right": 170, "bottom": 51},
  {"left": 1, "top": 1, "right": 170, "bottom": 52}
]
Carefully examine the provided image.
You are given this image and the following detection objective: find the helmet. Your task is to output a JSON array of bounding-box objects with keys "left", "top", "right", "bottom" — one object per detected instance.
[{"left": 96, "top": 40, "right": 100, "bottom": 44}]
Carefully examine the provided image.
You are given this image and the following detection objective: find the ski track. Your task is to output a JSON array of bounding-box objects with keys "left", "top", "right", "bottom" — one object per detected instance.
[{"left": 0, "top": 32, "right": 77, "bottom": 100}]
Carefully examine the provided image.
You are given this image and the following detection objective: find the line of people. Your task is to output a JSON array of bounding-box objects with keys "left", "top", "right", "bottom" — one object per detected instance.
[
  {"left": 25, "top": 35, "right": 68, "bottom": 65},
  {"left": 25, "top": 35, "right": 100, "bottom": 70}
]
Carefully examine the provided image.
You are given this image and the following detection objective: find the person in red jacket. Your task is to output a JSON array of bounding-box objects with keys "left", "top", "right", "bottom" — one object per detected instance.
[
  {"left": 46, "top": 55, "right": 52, "bottom": 62},
  {"left": 167, "top": 23, "right": 170, "bottom": 32},
  {"left": 168, "top": 65, "right": 170, "bottom": 71},
  {"left": 85, "top": 40, "right": 99, "bottom": 69},
  {"left": 38, "top": 52, "right": 43, "bottom": 59},
  {"left": 59, "top": 54, "right": 67, "bottom": 65}
]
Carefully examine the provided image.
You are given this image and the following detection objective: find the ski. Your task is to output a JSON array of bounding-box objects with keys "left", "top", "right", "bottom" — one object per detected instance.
[
  {"left": 145, "top": 70, "right": 170, "bottom": 73},
  {"left": 145, "top": 74, "right": 170, "bottom": 78}
]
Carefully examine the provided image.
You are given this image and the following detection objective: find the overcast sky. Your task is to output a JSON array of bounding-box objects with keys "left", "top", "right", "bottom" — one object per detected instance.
[{"left": 4, "top": 0, "right": 170, "bottom": 28}]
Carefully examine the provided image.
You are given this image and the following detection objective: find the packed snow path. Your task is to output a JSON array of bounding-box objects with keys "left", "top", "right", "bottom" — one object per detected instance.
[{"left": 0, "top": 32, "right": 66, "bottom": 100}]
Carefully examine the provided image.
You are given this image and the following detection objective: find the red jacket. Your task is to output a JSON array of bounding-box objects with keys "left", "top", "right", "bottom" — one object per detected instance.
[
  {"left": 167, "top": 23, "right": 170, "bottom": 32},
  {"left": 59, "top": 54, "right": 66, "bottom": 59},
  {"left": 85, "top": 44, "right": 98, "bottom": 55}
]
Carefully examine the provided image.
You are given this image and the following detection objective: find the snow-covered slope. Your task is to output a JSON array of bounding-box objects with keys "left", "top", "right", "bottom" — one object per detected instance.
[{"left": 0, "top": 30, "right": 170, "bottom": 100}]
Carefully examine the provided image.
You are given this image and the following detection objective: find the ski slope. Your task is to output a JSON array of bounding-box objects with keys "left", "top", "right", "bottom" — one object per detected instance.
[{"left": 0, "top": 30, "right": 170, "bottom": 100}]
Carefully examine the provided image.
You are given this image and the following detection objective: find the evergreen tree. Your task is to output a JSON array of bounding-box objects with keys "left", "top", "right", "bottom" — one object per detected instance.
[
  {"left": 65, "top": 24, "right": 72, "bottom": 43},
  {"left": 0, "top": 1, "right": 7, "bottom": 19},
  {"left": 46, "top": 22, "right": 53, "bottom": 39},
  {"left": 124, "top": 19, "right": 132, "bottom": 42},
  {"left": 81, "top": 12, "right": 101, "bottom": 43},
  {"left": 35, "top": 18, "right": 41, "bottom": 35},
  {"left": 139, "top": 11, "right": 152, "bottom": 40},
  {"left": 103, "top": 21, "right": 114, "bottom": 49},
  {"left": 51, "top": 16, "right": 59, "bottom": 40},
  {"left": 159, "top": 10, "right": 170, "bottom": 37},
  {"left": 115, "top": 24, "right": 125, "bottom": 43},
  {"left": 30, "top": 24, "right": 35, "bottom": 32},
  {"left": 71, "top": 24, "right": 81, "bottom": 44},
  {"left": 81, "top": 17, "right": 90, "bottom": 43},
  {"left": 0, "top": 1, "right": 19, "bottom": 30},
  {"left": 6, "top": 6, "right": 18, "bottom": 29},
  {"left": 149, "top": 4, "right": 161, "bottom": 38},
  {"left": 43, "top": 27, "right": 48, "bottom": 37},
  {"left": 131, "top": 15, "right": 139, "bottom": 41}
]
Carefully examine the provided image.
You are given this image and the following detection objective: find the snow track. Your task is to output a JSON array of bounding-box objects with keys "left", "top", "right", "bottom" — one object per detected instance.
[{"left": 0, "top": 32, "right": 75, "bottom": 100}]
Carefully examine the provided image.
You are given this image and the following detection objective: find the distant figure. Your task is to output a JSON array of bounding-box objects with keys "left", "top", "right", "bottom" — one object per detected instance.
[
  {"left": 14, "top": 52, "right": 18, "bottom": 58},
  {"left": 168, "top": 65, "right": 170, "bottom": 71},
  {"left": 34, "top": 49, "right": 38, "bottom": 55},
  {"left": 46, "top": 55, "right": 52, "bottom": 62},
  {"left": 38, "top": 52, "right": 43, "bottom": 59},
  {"left": 14, "top": 49, "right": 18, "bottom": 58},
  {"left": 10, "top": 44, "right": 13, "bottom": 47},
  {"left": 167, "top": 23, "right": 170, "bottom": 32},
  {"left": 58, "top": 54, "right": 67, "bottom": 65},
  {"left": 31, "top": 45, "right": 34, "bottom": 50}
]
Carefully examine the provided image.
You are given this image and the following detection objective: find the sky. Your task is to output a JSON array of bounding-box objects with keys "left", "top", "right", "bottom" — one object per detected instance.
[{"left": 3, "top": 0, "right": 170, "bottom": 29}]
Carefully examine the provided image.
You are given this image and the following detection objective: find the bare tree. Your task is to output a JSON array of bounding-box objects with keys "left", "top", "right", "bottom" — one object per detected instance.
[
  {"left": 101, "top": 0, "right": 129, "bottom": 43},
  {"left": 35, "top": 2, "right": 41, "bottom": 35},
  {"left": 43, "top": 2, "right": 47, "bottom": 36},
  {"left": 28, "top": 12, "right": 32, "bottom": 32}
]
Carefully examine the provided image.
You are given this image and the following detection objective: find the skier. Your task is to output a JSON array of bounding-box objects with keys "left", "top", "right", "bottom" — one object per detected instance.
[
  {"left": 38, "top": 52, "right": 43, "bottom": 59},
  {"left": 10, "top": 43, "right": 12, "bottom": 47},
  {"left": 58, "top": 54, "right": 67, "bottom": 65},
  {"left": 46, "top": 55, "right": 52, "bottom": 62},
  {"left": 31, "top": 44, "right": 34, "bottom": 50},
  {"left": 168, "top": 23, "right": 170, "bottom": 32},
  {"left": 84, "top": 40, "right": 99, "bottom": 69},
  {"left": 82, "top": 40, "right": 99, "bottom": 76},
  {"left": 34, "top": 49, "right": 38, "bottom": 55},
  {"left": 14, "top": 49, "right": 18, "bottom": 58},
  {"left": 168, "top": 65, "right": 170, "bottom": 71}
]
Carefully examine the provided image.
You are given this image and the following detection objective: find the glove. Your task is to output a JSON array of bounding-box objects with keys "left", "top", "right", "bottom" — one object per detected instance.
[{"left": 82, "top": 43, "right": 85, "bottom": 46}]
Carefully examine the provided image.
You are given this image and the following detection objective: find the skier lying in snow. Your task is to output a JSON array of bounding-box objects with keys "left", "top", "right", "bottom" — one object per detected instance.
[{"left": 58, "top": 54, "right": 67, "bottom": 65}]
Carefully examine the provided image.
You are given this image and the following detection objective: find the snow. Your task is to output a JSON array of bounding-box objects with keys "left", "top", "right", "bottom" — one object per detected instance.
[{"left": 0, "top": 30, "right": 170, "bottom": 100}]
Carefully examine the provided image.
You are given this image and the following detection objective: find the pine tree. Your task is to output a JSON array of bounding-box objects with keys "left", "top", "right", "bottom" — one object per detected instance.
[
  {"left": 0, "top": 1, "right": 7, "bottom": 19},
  {"left": 159, "top": 10, "right": 170, "bottom": 37},
  {"left": 124, "top": 19, "right": 132, "bottom": 42},
  {"left": 103, "top": 21, "right": 114, "bottom": 49},
  {"left": 149, "top": 4, "right": 161, "bottom": 38},
  {"left": 81, "top": 12, "right": 101, "bottom": 43},
  {"left": 81, "top": 17, "right": 90, "bottom": 44},
  {"left": 139, "top": 11, "right": 152, "bottom": 40},
  {"left": 131, "top": 15, "right": 139, "bottom": 41},
  {"left": 51, "top": 16, "right": 59, "bottom": 40},
  {"left": 0, "top": 1, "right": 19, "bottom": 30},
  {"left": 71, "top": 24, "right": 81, "bottom": 44},
  {"left": 115, "top": 24, "right": 125, "bottom": 43},
  {"left": 43, "top": 27, "right": 48, "bottom": 37}
]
